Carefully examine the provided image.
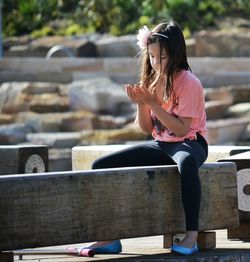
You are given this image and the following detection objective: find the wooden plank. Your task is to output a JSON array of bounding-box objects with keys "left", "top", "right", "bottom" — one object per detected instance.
[
  {"left": 197, "top": 231, "right": 216, "bottom": 249},
  {"left": 227, "top": 222, "right": 250, "bottom": 240},
  {"left": 0, "top": 162, "right": 238, "bottom": 251},
  {"left": 163, "top": 234, "right": 172, "bottom": 248},
  {"left": 0, "top": 145, "right": 48, "bottom": 175}
]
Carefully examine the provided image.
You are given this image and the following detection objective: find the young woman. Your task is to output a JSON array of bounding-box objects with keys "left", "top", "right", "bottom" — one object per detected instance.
[{"left": 85, "top": 21, "right": 208, "bottom": 256}]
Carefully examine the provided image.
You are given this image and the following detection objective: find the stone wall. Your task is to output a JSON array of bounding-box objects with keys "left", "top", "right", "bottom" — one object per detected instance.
[
  {"left": 0, "top": 79, "right": 249, "bottom": 171},
  {"left": 0, "top": 79, "right": 145, "bottom": 171},
  {"left": 1, "top": 57, "right": 250, "bottom": 87},
  {"left": 3, "top": 27, "right": 250, "bottom": 58},
  {"left": 194, "top": 28, "right": 250, "bottom": 57},
  {"left": 0, "top": 57, "right": 249, "bottom": 171}
]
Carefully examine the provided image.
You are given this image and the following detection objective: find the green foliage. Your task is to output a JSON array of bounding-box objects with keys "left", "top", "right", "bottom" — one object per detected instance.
[
  {"left": 3, "top": 0, "right": 59, "bottom": 36},
  {"left": 64, "top": 23, "right": 85, "bottom": 36},
  {"left": 2, "top": 0, "right": 250, "bottom": 37},
  {"left": 183, "top": 27, "right": 191, "bottom": 39},
  {"left": 31, "top": 26, "right": 55, "bottom": 39}
]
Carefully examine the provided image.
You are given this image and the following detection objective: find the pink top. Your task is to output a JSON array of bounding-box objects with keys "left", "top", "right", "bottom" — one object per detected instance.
[{"left": 151, "top": 70, "right": 208, "bottom": 142}]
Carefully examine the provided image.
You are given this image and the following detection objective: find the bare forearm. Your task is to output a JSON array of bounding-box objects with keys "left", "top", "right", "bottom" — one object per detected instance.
[
  {"left": 136, "top": 104, "right": 153, "bottom": 134},
  {"left": 150, "top": 102, "right": 190, "bottom": 137}
]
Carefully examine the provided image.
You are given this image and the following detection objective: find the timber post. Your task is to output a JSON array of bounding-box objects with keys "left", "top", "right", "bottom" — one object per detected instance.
[
  {"left": 0, "top": 145, "right": 48, "bottom": 262},
  {"left": 0, "top": 145, "right": 48, "bottom": 175},
  {"left": 218, "top": 151, "right": 250, "bottom": 240}
]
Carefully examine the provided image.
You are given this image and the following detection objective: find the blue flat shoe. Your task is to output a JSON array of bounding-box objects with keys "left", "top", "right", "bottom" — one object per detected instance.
[
  {"left": 171, "top": 244, "right": 198, "bottom": 255},
  {"left": 88, "top": 240, "right": 122, "bottom": 254}
]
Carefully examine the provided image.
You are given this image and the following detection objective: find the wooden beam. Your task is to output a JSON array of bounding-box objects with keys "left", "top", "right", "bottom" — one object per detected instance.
[
  {"left": 197, "top": 231, "right": 216, "bottom": 249},
  {"left": 0, "top": 145, "right": 48, "bottom": 175},
  {"left": 218, "top": 152, "right": 250, "bottom": 220},
  {"left": 227, "top": 222, "right": 250, "bottom": 240},
  {"left": 0, "top": 162, "right": 238, "bottom": 251},
  {"left": 218, "top": 152, "right": 250, "bottom": 240}
]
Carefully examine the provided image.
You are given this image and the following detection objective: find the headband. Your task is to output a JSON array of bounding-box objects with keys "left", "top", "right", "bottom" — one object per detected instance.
[{"left": 137, "top": 25, "right": 168, "bottom": 50}]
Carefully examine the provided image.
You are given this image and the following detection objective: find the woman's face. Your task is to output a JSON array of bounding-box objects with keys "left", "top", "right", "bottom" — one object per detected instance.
[{"left": 148, "top": 42, "right": 168, "bottom": 75}]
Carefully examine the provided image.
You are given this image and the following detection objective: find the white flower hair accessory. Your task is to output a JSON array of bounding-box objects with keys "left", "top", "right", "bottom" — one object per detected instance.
[
  {"left": 136, "top": 26, "right": 151, "bottom": 50},
  {"left": 136, "top": 25, "right": 169, "bottom": 50}
]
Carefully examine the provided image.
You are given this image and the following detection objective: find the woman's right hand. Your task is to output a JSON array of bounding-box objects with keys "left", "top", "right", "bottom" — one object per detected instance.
[{"left": 125, "top": 84, "right": 144, "bottom": 104}]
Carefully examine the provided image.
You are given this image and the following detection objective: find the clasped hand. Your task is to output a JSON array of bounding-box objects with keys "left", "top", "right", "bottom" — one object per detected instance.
[{"left": 125, "top": 84, "right": 158, "bottom": 106}]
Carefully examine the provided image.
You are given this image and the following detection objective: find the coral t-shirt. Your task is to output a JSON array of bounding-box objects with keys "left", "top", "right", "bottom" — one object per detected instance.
[{"left": 151, "top": 70, "right": 208, "bottom": 142}]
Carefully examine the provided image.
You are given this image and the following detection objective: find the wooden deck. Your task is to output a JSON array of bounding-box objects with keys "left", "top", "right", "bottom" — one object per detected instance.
[{"left": 13, "top": 230, "right": 250, "bottom": 262}]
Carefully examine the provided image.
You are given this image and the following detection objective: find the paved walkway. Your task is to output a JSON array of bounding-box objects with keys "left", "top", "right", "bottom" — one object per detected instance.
[{"left": 14, "top": 230, "right": 250, "bottom": 262}]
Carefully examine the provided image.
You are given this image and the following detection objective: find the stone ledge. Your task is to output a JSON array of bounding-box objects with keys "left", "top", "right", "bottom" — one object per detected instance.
[
  {"left": 1, "top": 57, "right": 250, "bottom": 86},
  {"left": 72, "top": 144, "right": 250, "bottom": 170}
]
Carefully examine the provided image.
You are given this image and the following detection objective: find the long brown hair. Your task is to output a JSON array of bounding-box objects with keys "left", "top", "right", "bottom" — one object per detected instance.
[{"left": 139, "top": 21, "right": 191, "bottom": 103}]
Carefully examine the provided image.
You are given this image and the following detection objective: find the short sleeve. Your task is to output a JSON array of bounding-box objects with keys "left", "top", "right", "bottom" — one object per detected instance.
[{"left": 175, "top": 77, "right": 203, "bottom": 118}]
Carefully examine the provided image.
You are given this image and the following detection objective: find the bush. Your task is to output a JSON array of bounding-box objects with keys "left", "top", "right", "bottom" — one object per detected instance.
[
  {"left": 3, "top": 0, "right": 250, "bottom": 37},
  {"left": 31, "top": 26, "right": 55, "bottom": 39},
  {"left": 65, "top": 24, "right": 85, "bottom": 36}
]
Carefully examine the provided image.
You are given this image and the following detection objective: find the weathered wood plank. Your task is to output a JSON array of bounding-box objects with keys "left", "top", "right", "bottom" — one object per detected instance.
[
  {"left": 227, "top": 222, "right": 250, "bottom": 240},
  {"left": 0, "top": 145, "right": 48, "bottom": 175},
  {"left": 0, "top": 163, "right": 238, "bottom": 251}
]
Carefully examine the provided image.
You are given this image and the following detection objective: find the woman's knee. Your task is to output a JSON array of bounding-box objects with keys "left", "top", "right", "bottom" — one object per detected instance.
[{"left": 178, "top": 154, "right": 199, "bottom": 175}]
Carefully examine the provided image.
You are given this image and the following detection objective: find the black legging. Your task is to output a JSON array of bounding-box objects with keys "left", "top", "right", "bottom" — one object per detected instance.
[{"left": 92, "top": 133, "right": 208, "bottom": 231}]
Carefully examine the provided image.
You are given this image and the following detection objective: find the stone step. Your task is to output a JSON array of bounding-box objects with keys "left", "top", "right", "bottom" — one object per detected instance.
[
  {"left": 72, "top": 144, "right": 250, "bottom": 170},
  {"left": 207, "top": 117, "right": 250, "bottom": 144},
  {"left": 1, "top": 57, "right": 250, "bottom": 86}
]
